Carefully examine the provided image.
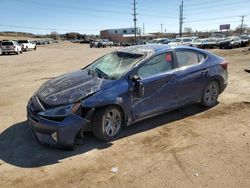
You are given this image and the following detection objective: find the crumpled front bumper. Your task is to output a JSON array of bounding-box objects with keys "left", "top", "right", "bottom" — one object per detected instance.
[{"left": 27, "top": 111, "right": 90, "bottom": 149}]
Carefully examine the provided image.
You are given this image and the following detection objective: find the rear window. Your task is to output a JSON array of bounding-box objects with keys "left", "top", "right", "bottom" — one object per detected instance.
[
  {"left": 176, "top": 50, "right": 207, "bottom": 68},
  {"left": 2, "top": 41, "right": 13, "bottom": 45}
]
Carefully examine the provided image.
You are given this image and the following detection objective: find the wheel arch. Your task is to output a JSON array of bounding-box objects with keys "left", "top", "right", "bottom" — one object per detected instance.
[{"left": 210, "top": 76, "right": 223, "bottom": 93}]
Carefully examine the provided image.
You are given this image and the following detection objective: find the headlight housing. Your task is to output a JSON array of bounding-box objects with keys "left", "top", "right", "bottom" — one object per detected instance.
[{"left": 38, "top": 103, "right": 81, "bottom": 121}]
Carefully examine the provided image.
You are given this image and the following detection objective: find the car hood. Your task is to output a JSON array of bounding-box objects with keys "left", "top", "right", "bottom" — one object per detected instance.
[{"left": 36, "top": 69, "right": 112, "bottom": 107}]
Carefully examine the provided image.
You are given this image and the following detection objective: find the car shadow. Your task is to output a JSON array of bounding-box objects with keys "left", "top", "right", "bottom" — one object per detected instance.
[{"left": 0, "top": 104, "right": 213, "bottom": 168}]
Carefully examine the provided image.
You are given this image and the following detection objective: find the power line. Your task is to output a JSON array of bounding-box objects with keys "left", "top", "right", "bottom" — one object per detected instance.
[
  {"left": 8, "top": 0, "right": 176, "bottom": 20},
  {"left": 186, "top": 0, "right": 249, "bottom": 8},
  {"left": 0, "top": 24, "right": 100, "bottom": 32},
  {"left": 186, "top": 14, "right": 250, "bottom": 23}
]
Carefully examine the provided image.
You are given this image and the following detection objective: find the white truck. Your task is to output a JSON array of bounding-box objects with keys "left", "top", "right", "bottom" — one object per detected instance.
[{"left": 17, "top": 40, "right": 36, "bottom": 51}]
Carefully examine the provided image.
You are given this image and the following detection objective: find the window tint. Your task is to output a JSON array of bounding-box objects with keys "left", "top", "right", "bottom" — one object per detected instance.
[
  {"left": 138, "top": 53, "right": 174, "bottom": 78},
  {"left": 176, "top": 51, "right": 200, "bottom": 67}
]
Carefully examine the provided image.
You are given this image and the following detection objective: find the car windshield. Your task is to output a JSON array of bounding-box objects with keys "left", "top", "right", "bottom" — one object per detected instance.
[
  {"left": 148, "top": 39, "right": 159, "bottom": 43},
  {"left": 225, "top": 37, "right": 233, "bottom": 40},
  {"left": 183, "top": 38, "right": 192, "bottom": 42},
  {"left": 87, "top": 52, "right": 144, "bottom": 80},
  {"left": 171, "top": 38, "right": 181, "bottom": 42}
]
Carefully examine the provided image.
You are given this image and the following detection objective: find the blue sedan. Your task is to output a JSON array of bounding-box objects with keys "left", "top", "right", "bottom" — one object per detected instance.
[{"left": 27, "top": 45, "right": 228, "bottom": 149}]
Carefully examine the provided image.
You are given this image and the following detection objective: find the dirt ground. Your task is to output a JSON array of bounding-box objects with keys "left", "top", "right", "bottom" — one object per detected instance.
[{"left": 0, "top": 42, "right": 250, "bottom": 188}]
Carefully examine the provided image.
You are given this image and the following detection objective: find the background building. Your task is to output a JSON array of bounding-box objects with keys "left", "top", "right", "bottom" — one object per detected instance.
[{"left": 100, "top": 27, "right": 155, "bottom": 43}]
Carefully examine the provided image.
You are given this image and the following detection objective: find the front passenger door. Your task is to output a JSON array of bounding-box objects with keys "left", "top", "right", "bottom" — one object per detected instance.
[{"left": 130, "top": 52, "right": 178, "bottom": 121}]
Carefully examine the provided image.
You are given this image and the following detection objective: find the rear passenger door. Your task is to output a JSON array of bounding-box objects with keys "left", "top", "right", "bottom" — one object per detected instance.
[{"left": 174, "top": 49, "right": 208, "bottom": 104}]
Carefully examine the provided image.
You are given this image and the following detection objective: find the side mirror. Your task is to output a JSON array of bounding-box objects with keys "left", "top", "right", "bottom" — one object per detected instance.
[{"left": 130, "top": 75, "right": 144, "bottom": 98}]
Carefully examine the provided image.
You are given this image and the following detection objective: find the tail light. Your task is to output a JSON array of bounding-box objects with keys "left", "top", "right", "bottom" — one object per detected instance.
[{"left": 220, "top": 60, "right": 228, "bottom": 70}]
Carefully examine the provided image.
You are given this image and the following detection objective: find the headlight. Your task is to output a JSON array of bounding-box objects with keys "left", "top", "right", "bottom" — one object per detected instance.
[{"left": 38, "top": 104, "right": 74, "bottom": 117}]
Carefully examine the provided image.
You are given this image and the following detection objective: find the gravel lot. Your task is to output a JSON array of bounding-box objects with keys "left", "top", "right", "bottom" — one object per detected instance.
[{"left": 0, "top": 42, "right": 250, "bottom": 188}]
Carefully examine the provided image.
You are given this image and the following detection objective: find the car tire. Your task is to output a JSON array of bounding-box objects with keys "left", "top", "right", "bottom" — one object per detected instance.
[
  {"left": 201, "top": 81, "right": 220, "bottom": 107},
  {"left": 92, "top": 106, "right": 123, "bottom": 141}
]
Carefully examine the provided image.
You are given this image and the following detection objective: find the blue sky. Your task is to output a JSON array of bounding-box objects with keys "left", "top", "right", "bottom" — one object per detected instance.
[{"left": 1, "top": 0, "right": 249, "bottom": 34}]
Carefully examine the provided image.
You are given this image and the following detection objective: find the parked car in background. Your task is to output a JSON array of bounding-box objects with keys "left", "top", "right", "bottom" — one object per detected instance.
[
  {"left": 193, "top": 39, "right": 207, "bottom": 49},
  {"left": 18, "top": 40, "right": 36, "bottom": 51},
  {"left": 168, "top": 37, "right": 194, "bottom": 46},
  {"left": 218, "top": 36, "right": 241, "bottom": 49},
  {"left": 148, "top": 38, "right": 170, "bottom": 44},
  {"left": 203, "top": 38, "right": 218, "bottom": 49},
  {"left": 240, "top": 35, "right": 250, "bottom": 47},
  {"left": 1, "top": 40, "right": 22, "bottom": 55},
  {"left": 27, "top": 45, "right": 228, "bottom": 149},
  {"left": 89, "top": 40, "right": 99, "bottom": 48},
  {"left": 90, "top": 39, "right": 113, "bottom": 48},
  {"left": 102, "top": 39, "right": 113, "bottom": 47}
]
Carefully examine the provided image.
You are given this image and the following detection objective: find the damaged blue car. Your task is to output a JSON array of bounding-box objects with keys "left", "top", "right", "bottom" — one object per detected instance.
[{"left": 27, "top": 45, "right": 228, "bottom": 149}]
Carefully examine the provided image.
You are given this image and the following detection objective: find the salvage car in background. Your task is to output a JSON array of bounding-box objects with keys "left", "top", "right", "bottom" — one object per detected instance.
[
  {"left": 148, "top": 38, "right": 170, "bottom": 44},
  {"left": 218, "top": 36, "right": 241, "bottom": 49},
  {"left": 17, "top": 40, "right": 36, "bottom": 51},
  {"left": 168, "top": 37, "right": 194, "bottom": 46},
  {"left": 240, "top": 35, "right": 250, "bottom": 47},
  {"left": 27, "top": 45, "right": 228, "bottom": 149},
  {"left": 1, "top": 40, "right": 22, "bottom": 55}
]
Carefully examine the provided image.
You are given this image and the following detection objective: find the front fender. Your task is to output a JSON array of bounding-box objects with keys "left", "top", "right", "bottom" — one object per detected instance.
[{"left": 82, "top": 81, "right": 132, "bottom": 125}]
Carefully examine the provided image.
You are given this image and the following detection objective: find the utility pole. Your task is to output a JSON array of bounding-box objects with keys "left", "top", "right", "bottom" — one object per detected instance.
[
  {"left": 143, "top": 23, "right": 145, "bottom": 34},
  {"left": 179, "top": 1, "right": 184, "bottom": 37},
  {"left": 240, "top": 15, "right": 245, "bottom": 35},
  {"left": 132, "top": 0, "right": 138, "bottom": 43},
  {"left": 160, "top": 24, "right": 163, "bottom": 36}
]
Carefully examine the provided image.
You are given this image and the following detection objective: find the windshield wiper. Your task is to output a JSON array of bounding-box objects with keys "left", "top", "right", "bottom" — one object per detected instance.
[{"left": 95, "top": 67, "right": 109, "bottom": 79}]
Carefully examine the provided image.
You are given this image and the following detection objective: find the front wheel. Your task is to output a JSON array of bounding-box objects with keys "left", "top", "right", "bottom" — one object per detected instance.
[
  {"left": 93, "top": 106, "right": 123, "bottom": 141},
  {"left": 201, "top": 81, "right": 220, "bottom": 107}
]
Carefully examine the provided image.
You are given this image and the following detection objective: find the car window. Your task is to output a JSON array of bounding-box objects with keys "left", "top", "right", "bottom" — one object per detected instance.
[
  {"left": 198, "top": 53, "right": 206, "bottom": 62},
  {"left": 183, "top": 38, "right": 192, "bottom": 42},
  {"left": 138, "top": 52, "right": 174, "bottom": 78},
  {"left": 2, "top": 41, "right": 13, "bottom": 45},
  {"left": 176, "top": 51, "right": 200, "bottom": 67}
]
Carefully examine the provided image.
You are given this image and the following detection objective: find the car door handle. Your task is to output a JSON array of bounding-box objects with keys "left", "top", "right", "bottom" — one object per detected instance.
[
  {"left": 201, "top": 69, "right": 209, "bottom": 74},
  {"left": 163, "top": 74, "right": 176, "bottom": 82}
]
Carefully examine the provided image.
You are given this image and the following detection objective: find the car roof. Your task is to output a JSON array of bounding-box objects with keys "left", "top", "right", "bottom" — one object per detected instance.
[{"left": 117, "top": 44, "right": 207, "bottom": 56}]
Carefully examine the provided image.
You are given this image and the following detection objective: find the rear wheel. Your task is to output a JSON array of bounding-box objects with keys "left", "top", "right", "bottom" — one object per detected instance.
[
  {"left": 201, "top": 81, "right": 220, "bottom": 107},
  {"left": 93, "top": 106, "right": 123, "bottom": 141}
]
